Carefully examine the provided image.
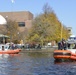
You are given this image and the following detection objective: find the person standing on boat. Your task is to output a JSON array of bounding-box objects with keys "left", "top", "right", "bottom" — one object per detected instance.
[
  {"left": 58, "top": 41, "right": 63, "bottom": 50},
  {"left": 58, "top": 39, "right": 67, "bottom": 50},
  {"left": 61, "top": 39, "right": 67, "bottom": 50}
]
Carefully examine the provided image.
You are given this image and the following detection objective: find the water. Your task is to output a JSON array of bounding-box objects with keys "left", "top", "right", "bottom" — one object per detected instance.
[{"left": 0, "top": 51, "right": 76, "bottom": 75}]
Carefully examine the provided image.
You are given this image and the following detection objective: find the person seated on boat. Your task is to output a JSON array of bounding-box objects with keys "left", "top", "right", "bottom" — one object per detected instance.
[
  {"left": 11, "top": 44, "right": 15, "bottom": 50},
  {"left": 9, "top": 43, "right": 15, "bottom": 50},
  {"left": 2, "top": 46, "right": 4, "bottom": 51}
]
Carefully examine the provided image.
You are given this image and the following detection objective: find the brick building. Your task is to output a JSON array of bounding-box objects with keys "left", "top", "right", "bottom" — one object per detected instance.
[
  {"left": 0, "top": 11, "right": 33, "bottom": 43},
  {"left": 0, "top": 11, "right": 33, "bottom": 32}
]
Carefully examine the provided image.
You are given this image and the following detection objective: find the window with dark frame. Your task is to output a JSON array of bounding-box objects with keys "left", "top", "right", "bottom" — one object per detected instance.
[{"left": 18, "top": 22, "right": 25, "bottom": 27}]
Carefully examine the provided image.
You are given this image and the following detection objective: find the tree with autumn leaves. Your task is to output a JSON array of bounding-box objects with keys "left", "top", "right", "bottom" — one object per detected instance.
[
  {"left": 5, "top": 20, "right": 20, "bottom": 43},
  {"left": 26, "top": 3, "right": 70, "bottom": 45},
  {"left": 0, "top": 3, "right": 70, "bottom": 45}
]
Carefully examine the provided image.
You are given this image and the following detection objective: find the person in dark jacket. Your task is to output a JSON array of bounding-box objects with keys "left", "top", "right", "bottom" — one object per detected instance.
[
  {"left": 61, "top": 39, "right": 67, "bottom": 50},
  {"left": 58, "top": 39, "right": 67, "bottom": 50},
  {"left": 58, "top": 41, "right": 63, "bottom": 50}
]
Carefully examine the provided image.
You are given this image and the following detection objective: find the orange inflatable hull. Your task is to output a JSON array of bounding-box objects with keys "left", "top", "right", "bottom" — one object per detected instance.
[
  {"left": 53, "top": 50, "right": 71, "bottom": 59},
  {"left": 0, "top": 49, "right": 21, "bottom": 54},
  {"left": 70, "top": 56, "right": 76, "bottom": 60},
  {"left": 54, "top": 50, "right": 76, "bottom": 60}
]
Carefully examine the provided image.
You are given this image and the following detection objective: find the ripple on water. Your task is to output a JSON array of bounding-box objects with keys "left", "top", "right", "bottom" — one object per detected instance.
[{"left": 0, "top": 53, "right": 76, "bottom": 75}]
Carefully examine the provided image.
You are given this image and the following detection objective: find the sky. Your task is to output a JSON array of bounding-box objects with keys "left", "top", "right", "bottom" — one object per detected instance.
[{"left": 0, "top": 0, "right": 76, "bottom": 35}]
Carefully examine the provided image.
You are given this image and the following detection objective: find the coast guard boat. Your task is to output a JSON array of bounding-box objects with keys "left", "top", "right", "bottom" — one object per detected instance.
[
  {"left": 53, "top": 35, "right": 76, "bottom": 61},
  {"left": 0, "top": 44, "right": 21, "bottom": 54}
]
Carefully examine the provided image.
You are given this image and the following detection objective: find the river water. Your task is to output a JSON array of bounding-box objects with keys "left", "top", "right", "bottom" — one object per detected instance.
[{"left": 0, "top": 51, "right": 76, "bottom": 75}]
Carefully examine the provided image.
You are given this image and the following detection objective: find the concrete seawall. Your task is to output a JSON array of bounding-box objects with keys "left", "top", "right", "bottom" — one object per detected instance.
[{"left": 20, "top": 47, "right": 58, "bottom": 53}]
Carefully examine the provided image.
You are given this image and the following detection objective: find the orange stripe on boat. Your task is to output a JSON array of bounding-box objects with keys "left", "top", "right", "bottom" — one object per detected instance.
[
  {"left": 70, "top": 56, "right": 76, "bottom": 60},
  {"left": 71, "top": 53, "right": 76, "bottom": 56},
  {"left": 0, "top": 49, "right": 21, "bottom": 54},
  {"left": 53, "top": 50, "right": 71, "bottom": 59},
  {"left": 54, "top": 55, "right": 70, "bottom": 59},
  {"left": 54, "top": 50, "right": 71, "bottom": 53}
]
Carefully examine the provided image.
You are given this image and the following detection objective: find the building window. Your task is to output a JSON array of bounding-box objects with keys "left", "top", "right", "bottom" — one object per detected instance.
[{"left": 18, "top": 22, "right": 25, "bottom": 27}]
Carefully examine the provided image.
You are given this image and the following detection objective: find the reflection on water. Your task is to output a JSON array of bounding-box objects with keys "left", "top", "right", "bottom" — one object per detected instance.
[{"left": 0, "top": 51, "right": 76, "bottom": 75}]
